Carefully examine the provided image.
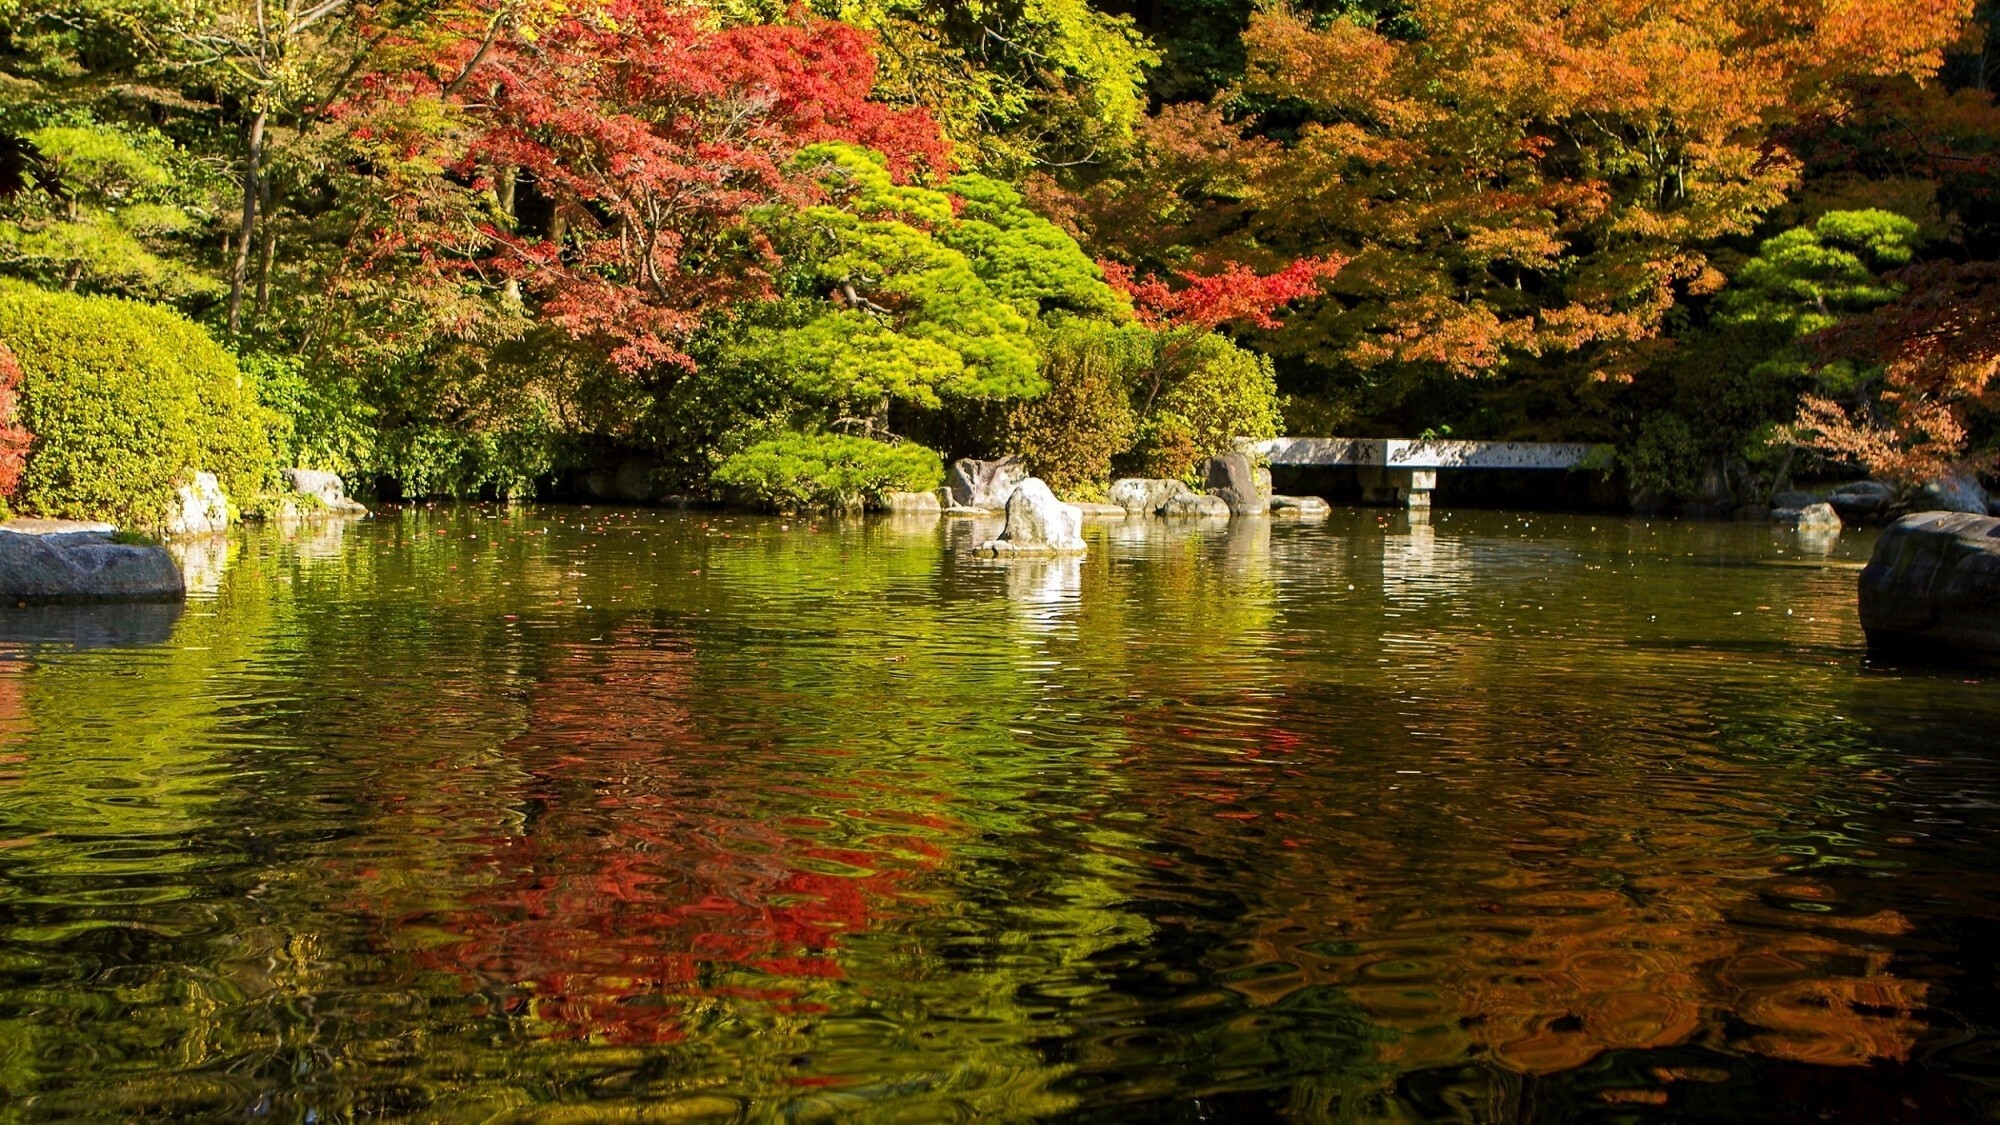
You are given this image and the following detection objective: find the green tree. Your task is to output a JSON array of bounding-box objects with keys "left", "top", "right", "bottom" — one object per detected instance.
[
  {"left": 0, "top": 122, "right": 217, "bottom": 299},
  {"left": 1629, "top": 209, "right": 1923, "bottom": 502},
  {"left": 709, "top": 142, "right": 1130, "bottom": 474}
]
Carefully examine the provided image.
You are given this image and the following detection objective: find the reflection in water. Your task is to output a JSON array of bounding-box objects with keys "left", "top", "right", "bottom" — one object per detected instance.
[
  {"left": 167, "top": 533, "right": 230, "bottom": 597},
  {"left": 0, "top": 507, "right": 1996, "bottom": 1119},
  {"left": 998, "top": 554, "right": 1082, "bottom": 625},
  {"left": 0, "top": 601, "right": 184, "bottom": 650}
]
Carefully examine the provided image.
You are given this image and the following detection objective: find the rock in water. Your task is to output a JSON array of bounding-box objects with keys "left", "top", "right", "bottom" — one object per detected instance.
[
  {"left": 1202, "top": 454, "right": 1267, "bottom": 515},
  {"left": 1108, "top": 477, "right": 1192, "bottom": 515},
  {"left": 1914, "top": 471, "right": 1991, "bottom": 515},
  {"left": 979, "top": 478, "right": 1086, "bottom": 556},
  {"left": 1859, "top": 511, "right": 2000, "bottom": 657},
  {"left": 1828, "top": 481, "right": 1896, "bottom": 520},
  {"left": 1160, "top": 492, "right": 1233, "bottom": 518},
  {"left": 879, "top": 490, "right": 942, "bottom": 514},
  {"left": 0, "top": 530, "right": 185, "bottom": 603},
  {"left": 1271, "top": 495, "right": 1332, "bottom": 518},
  {"left": 947, "top": 456, "right": 1028, "bottom": 511},
  {"left": 167, "top": 471, "right": 230, "bottom": 537},
  {"left": 1070, "top": 501, "right": 1130, "bottom": 519},
  {"left": 283, "top": 468, "right": 368, "bottom": 514},
  {"left": 1771, "top": 502, "right": 1841, "bottom": 532}
]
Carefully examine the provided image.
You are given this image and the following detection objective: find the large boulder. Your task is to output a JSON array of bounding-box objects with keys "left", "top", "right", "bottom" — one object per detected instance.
[
  {"left": 1913, "top": 471, "right": 1991, "bottom": 515},
  {"left": 1772, "top": 502, "right": 1841, "bottom": 532},
  {"left": 1108, "top": 477, "right": 1193, "bottom": 516},
  {"left": 1859, "top": 511, "right": 2000, "bottom": 657},
  {"left": 1202, "top": 453, "right": 1269, "bottom": 515},
  {"left": 166, "top": 471, "right": 229, "bottom": 537},
  {"left": 283, "top": 468, "right": 368, "bottom": 514},
  {"left": 0, "top": 529, "right": 185, "bottom": 603},
  {"left": 1828, "top": 480, "right": 1896, "bottom": 520},
  {"left": 978, "top": 478, "right": 1086, "bottom": 556},
  {"left": 947, "top": 456, "right": 1028, "bottom": 511},
  {"left": 1160, "top": 492, "right": 1232, "bottom": 519}
]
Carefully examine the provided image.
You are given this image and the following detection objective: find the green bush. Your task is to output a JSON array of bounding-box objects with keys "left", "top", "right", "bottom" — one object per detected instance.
[
  {"left": 374, "top": 420, "right": 558, "bottom": 500},
  {"left": 243, "top": 351, "right": 377, "bottom": 478},
  {"left": 1128, "top": 331, "right": 1284, "bottom": 480},
  {"left": 712, "top": 432, "right": 943, "bottom": 512},
  {"left": 1625, "top": 414, "right": 1703, "bottom": 504},
  {"left": 1002, "top": 331, "right": 1137, "bottom": 499},
  {"left": 0, "top": 280, "right": 279, "bottom": 527}
]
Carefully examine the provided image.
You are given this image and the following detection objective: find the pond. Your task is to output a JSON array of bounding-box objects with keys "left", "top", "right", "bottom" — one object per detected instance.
[{"left": 1, "top": 506, "right": 1997, "bottom": 1121}]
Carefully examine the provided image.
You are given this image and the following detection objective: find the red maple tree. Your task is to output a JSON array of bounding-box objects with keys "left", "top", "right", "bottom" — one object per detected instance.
[
  {"left": 351, "top": 1, "right": 951, "bottom": 373},
  {"left": 0, "top": 343, "right": 32, "bottom": 503},
  {"left": 1100, "top": 257, "right": 1344, "bottom": 333}
]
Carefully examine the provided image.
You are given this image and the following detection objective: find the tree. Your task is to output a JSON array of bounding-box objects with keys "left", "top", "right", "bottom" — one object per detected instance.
[
  {"left": 0, "top": 123, "right": 217, "bottom": 299},
  {"left": 1627, "top": 209, "right": 1923, "bottom": 503},
  {"left": 0, "top": 341, "right": 30, "bottom": 507},
  {"left": 375, "top": 1, "right": 954, "bottom": 375},
  {"left": 722, "top": 0, "right": 1158, "bottom": 173},
  {"left": 1056, "top": 0, "right": 1978, "bottom": 435},
  {"left": 1796, "top": 259, "right": 2000, "bottom": 482},
  {"left": 733, "top": 141, "right": 1126, "bottom": 422}
]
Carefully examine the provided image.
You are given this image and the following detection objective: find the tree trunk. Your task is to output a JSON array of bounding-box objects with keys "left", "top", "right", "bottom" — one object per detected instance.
[
  {"left": 228, "top": 109, "right": 269, "bottom": 335},
  {"left": 255, "top": 219, "right": 277, "bottom": 321}
]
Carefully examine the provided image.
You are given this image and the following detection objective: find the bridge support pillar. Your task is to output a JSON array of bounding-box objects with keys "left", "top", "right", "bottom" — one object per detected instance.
[{"left": 1358, "top": 467, "right": 1436, "bottom": 509}]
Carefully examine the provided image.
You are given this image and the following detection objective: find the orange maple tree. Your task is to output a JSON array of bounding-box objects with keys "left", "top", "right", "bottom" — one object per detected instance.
[
  {"left": 1797, "top": 260, "right": 2000, "bottom": 482},
  {"left": 1061, "top": 0, "right": 1978, "bottom": 401}
]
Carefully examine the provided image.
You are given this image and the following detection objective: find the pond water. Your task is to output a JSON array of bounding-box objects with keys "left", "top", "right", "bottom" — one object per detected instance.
[{"left": 1, "top": 506, "right": 1997, "bottom": 1121}]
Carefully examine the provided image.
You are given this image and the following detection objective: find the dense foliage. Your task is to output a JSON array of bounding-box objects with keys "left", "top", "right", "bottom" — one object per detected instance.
[
  {"left": 0, "top": 281, "right": 278, "bottom": 526},
  {"left": 713, "top": 431, "right": 943, "bottom": 511},
  {"left": 0, "top": 0, "right": 1993, "bottom": 516}
]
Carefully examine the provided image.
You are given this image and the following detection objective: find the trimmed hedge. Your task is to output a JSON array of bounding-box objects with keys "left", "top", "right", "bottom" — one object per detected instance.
[
  {"left": 713, "top": 432, "right": 943, "bottom": 512},
  {"left": 0, "top": 280, "right": 279, "bottom": 527}
]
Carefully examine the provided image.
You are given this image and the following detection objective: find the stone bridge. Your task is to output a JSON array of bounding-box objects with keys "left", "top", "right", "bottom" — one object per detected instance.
[{"left": 1247, "top": 437, "right": 1610, "bottom": 509}]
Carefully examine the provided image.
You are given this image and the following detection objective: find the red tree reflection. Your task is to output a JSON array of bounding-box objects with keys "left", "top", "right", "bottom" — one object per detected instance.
[{"left": 409, "top": 625, "right": 955, "bottom": 1044}]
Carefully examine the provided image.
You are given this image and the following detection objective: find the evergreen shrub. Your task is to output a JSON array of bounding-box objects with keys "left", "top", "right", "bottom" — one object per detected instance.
[
  {"left": 0, "top": 280, "right": 279, "bottom": 526},
  {"left": 713, "top": 432, "right": 943, "bottom": 512}
]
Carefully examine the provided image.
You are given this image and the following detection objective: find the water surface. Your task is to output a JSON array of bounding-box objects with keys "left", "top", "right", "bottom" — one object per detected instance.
[{"left": 1, "top": 507, "right": 1996, "bottom": 1121}]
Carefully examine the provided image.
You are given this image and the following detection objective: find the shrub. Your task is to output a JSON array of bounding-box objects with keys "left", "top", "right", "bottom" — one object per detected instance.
[
  {"left": 1002, "top": 332, "right": 1137, "bottom": 499},
  {"left": 1127, "top": 331, "right": 1284, "bottom": 480},
  {"left": 374, "top": 420, "right": 559, "bottom": 500},
  {"left": 1625, "top": 414, "right": 1703, "bottom": 504},
  {"left": 243, "top": 351, "right": 377, "bottom": 479},
  {"left": 1125, "top": 414, "right": 1203, "bottom": 481},
  {"left": 0, "top": 280, "right": 279, "bottom": 527},
  {"left": 712, "top": 432, "right": 943, "bottom": 512}
]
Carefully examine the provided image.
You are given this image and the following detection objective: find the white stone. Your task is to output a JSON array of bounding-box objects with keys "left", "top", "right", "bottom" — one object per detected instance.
[
  {"left": 167, "top": 472, "right": 230, "bottom": 537},
  {"left": 1771, "top": 502, "right": 1841, "bottom": 532},
  {"left": 1270, "top": 495, "right": 1332, "bottom": 518},
  {"left": 283, "top": 468, "right": 368, "bottom": 514},
  {"left": 1160, "top": 492, "right": 1232, "bottom": 519},
  {"left": 978, "top": 478, "right": 1086, "bottom": 556},
  {"left": 879, "top": 490, "right": 942, "bottom": 514},
  {"left": 947, "top": 457, "right": 1028, "bottom": 511}
]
